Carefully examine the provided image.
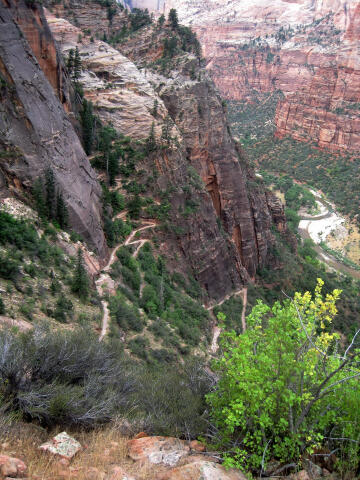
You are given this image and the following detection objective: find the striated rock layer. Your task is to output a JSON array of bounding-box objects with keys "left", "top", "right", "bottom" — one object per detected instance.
[
  {"left": 135, "top": 0, "right": 360, "bottom": 153},
  {"left": 0, "top": 0, "right": 107, "bottom": 257},
  {"left": 46, "top": 3, "right": 290, "bottom": 300}
]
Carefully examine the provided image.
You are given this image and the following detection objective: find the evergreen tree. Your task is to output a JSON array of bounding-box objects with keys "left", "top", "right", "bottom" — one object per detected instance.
[
  {"left": 56, "top": 191, "right": 69, "bottom": 229},
  {"left": 168, "top": 8, "right": 178, "bottom": 29},
  {"left": 32, "top": 177, "right": 47, "bottom": 219},
  {"left": 127, "top": 194, "right": 142, "bottom": 219},
  {"left": 108, "top": 151, "right": 119, "bottom": 186},
  {"left": 71, "top": 248, "right": 89, "bottom": 300},
  {"left": 158, "top": 14, "right": 165, "bottom": 27},
  {"left": 0, "top": 297, "right": 5, "bottom": 315},
  {"left": 73, "top": 47, "right": 82, "bottom": 80},
  {"left": 45, "top": 168, "right": 56, "bottom": 220},
  {"left": 80, "top": 99, "right": 95, "bottom": 155},
  {"left": 66, "top": 49, "right": 74, "bottom": 76},
  {"left": 99, "top": 125, "right": 117, "bottom": 183},
  {"left": 151, "top": 99, "right": 158, "bottom": 117},
  {"left": 145, "top": 122, "right": 157, "bottom": 153}
]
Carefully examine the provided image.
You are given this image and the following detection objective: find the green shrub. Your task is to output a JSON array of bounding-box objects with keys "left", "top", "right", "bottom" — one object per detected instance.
[
  {"left": 0, "top": 325, "right": 137, "bottom": 427},
  {"left": 121, "top": 266, "right": 140, "bottom": 296},
  {"left": 208, "top": 281, "right": 360, "bottom": 473}
]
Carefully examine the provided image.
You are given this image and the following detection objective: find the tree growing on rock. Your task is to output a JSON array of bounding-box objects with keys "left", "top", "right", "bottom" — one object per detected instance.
[{"left": 168, "top": 8, "right": 178, "bottom": 30}]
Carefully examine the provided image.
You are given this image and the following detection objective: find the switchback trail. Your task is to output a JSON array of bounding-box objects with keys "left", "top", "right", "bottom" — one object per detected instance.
[
  {"left": 95, "top": 213, "right": 156, "bottom": 341},
  {"left": 209, "top": 287, "right": 247, "bottom": 354}
]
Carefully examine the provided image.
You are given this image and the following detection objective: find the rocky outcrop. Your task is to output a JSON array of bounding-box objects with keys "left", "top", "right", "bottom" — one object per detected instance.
[
  {"left": 6, "top": 0, "right": 71, "bottom": 110},
  {"left": 135, "top": 0, "right": 360, "bottom": 154},
  {"left": 0, "top": 0, "right": 107, "bottom": 257},
  {"left": 45, "top": 3, "right": 289, "bottom": 300}
]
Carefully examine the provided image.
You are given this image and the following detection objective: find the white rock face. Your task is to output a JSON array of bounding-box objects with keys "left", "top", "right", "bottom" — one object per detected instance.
[
  {"left": 133, "top": 0, "right": 358, "bottom": 33},
  {"left": 46, "top": 11, "right": 168, "bottom": 140}
]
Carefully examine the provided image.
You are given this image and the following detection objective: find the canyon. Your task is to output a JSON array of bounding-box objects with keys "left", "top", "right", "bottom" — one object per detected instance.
[
  {"left": 0, "top": 0, "right": 290, "bottom": 302},
  {"left": 135, "top": 0, "right": 360, "bottom": 153}
]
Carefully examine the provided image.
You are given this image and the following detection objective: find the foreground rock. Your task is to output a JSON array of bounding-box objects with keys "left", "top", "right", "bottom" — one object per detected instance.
[
  {"left": 39, "top": 432, "right": 82, "bottom": 460},
  {"left": 158, "top": 460, "right": 247, "bottom": 480},
  {"left": 128, "top": 436, "right": 190, "bottom": 467},
  {"left": 0, "top": 455, "right": 27, "bottom": 478}
]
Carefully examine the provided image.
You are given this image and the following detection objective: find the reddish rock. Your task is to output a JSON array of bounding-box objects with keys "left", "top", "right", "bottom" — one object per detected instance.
[
  {"left": 134, "top": 432, "right": 148, "bottom": 440},
  {"left": 46, "top": 2, "right": 290, "bottom": 303},
  {"left": 158, "top": 460, "right": 247, "bottom": 480},
  {"left": 127, "top": 436, "right": 190, "bottom": 467},
  {"left": 189, "top": 440, "right": 205, "bottom": 453},
  {"left": 0, "top": 455, "right": 27, "bottom": 478}
]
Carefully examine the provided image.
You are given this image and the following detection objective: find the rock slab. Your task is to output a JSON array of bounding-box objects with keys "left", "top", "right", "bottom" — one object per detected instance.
[
  {"left": 158, "top": 460, "right": 248, "bottom": 480},
  {"left": 39, "top": 432, "right": 82, "bottom": 460}
]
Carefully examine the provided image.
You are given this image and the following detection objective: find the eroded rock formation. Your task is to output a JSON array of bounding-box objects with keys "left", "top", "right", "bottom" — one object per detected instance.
[
  {"left": 45, "top": 2, "right": 288, "bottom": 300},
  {"left": 135, "top": 0, "right": 360, "bottom": 153},
  {"left": 0, "top": 0, "right": 106, "bottom": 257}
]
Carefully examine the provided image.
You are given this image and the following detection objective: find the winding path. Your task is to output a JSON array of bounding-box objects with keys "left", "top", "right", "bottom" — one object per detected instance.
[
  {"left": 209, "top": 287, "right": 248, "bottom": 354},
  {"left": 95, "top": 213, "right": 156, "bottom": 341}
]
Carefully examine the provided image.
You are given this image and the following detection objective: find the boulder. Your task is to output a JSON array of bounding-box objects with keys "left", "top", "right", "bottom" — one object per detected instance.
[
  {"left": 158, "top": 460, "right": 247, "bottom": 480},
  {"left": 0, "top": 455, "right": 27, "bottom": 478},
  {"left": 189, "top": 440, "right": 205, "bottom": 453},
  {"left": 127, "top": 436, "right": 190, "bottom": 467},
  {"left": 104, "top": 466, "right": 135, "bottom": 480},
  {"left": 288, "top": 470, "right": 311, "bottom": 480},
  {"left": 39, "top": 432, "right": 82, "bottom": 459}
]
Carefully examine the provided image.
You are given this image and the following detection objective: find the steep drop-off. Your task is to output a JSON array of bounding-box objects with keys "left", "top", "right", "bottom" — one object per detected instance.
[
  {"left": 45, "top": 1, "right": 290, "bottom": 301},
  {"left": 0, "top": 0, "right": 107, "bottom": 257},
  {"left": 135, "top": 0, "right": 360, "bottom": 154}
]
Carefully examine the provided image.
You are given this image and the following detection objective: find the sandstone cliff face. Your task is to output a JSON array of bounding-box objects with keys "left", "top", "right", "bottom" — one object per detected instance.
[
  {"left": 45, "top": 3, "right": 288, "bottom": 300},
  {"left": 0, "top": 0, "right": 107, "bottom": 257},
  {"left": 135, "top": 0, "right": 360, "bottom": 153}
]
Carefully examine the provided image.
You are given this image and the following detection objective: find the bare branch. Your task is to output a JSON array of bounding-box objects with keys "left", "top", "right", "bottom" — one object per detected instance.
[{"left": 344, "top": 329, "right": 360, "bottom": 358}]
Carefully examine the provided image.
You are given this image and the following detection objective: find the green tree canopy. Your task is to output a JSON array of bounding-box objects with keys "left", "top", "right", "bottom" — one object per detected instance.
[{"left": 207, "top": 279, "right": 360, "bottom": 473}]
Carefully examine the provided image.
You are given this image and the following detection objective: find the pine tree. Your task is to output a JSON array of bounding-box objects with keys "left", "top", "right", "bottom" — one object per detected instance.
[
  {"left": 145, "top": 121, "right": 157, "bottom": 153},
  {"left": 73, "top": 47, "right": 82, "bottom": 80},
  {"left": 0, "top": 297, "right": 5, "bottom": 315},
  {"left": 66, "top": 49, "right": 74, "bottom": 76},
  {"left": 71, "top": 248, "right": 89, "bottom": 300},
  {"left": 45, "top": 168, "right": 56, "bottom": 220},
  {"left": 151, "top": 99, "right": 158, "bottom": 117},
  {"left": 32, "top": 177, "right": 47, "bottom": 219},
  {"left": 168, "top": 8, "right": 178, "bottom": 29},
  {"left": 127, "top": 194, "right": 142, "bottom": 219},
  {"left": 108, "top": 151, "right": 119, "bottom": 186},
  {"left": 56, "top": 191, "right": 69, "bottom": 229},
  {"left": 80, "top": 99, "right": 95, "bottom": 155},
  {"left": 158, "top": 14, "right": 165, "bottom": 27}
]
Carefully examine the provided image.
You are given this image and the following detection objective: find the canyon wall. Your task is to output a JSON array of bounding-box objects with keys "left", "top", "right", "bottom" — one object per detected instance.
[
  {"left": 0, "top": 0, "right": 107, "bottom": 257},
  {"left": 135, "top": 0, "right": 360, "bottom": 153},
  {"left": 45, "top": 2, "right": 289, "bottom": 300}
]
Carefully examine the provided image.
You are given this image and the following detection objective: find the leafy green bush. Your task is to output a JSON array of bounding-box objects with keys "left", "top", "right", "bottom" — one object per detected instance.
[
  {"left": 109, "top": 296, "right": 144, "bottom": 332},
  {"left": 208, "top": 280, "right": 360, "bottom": 473}
]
